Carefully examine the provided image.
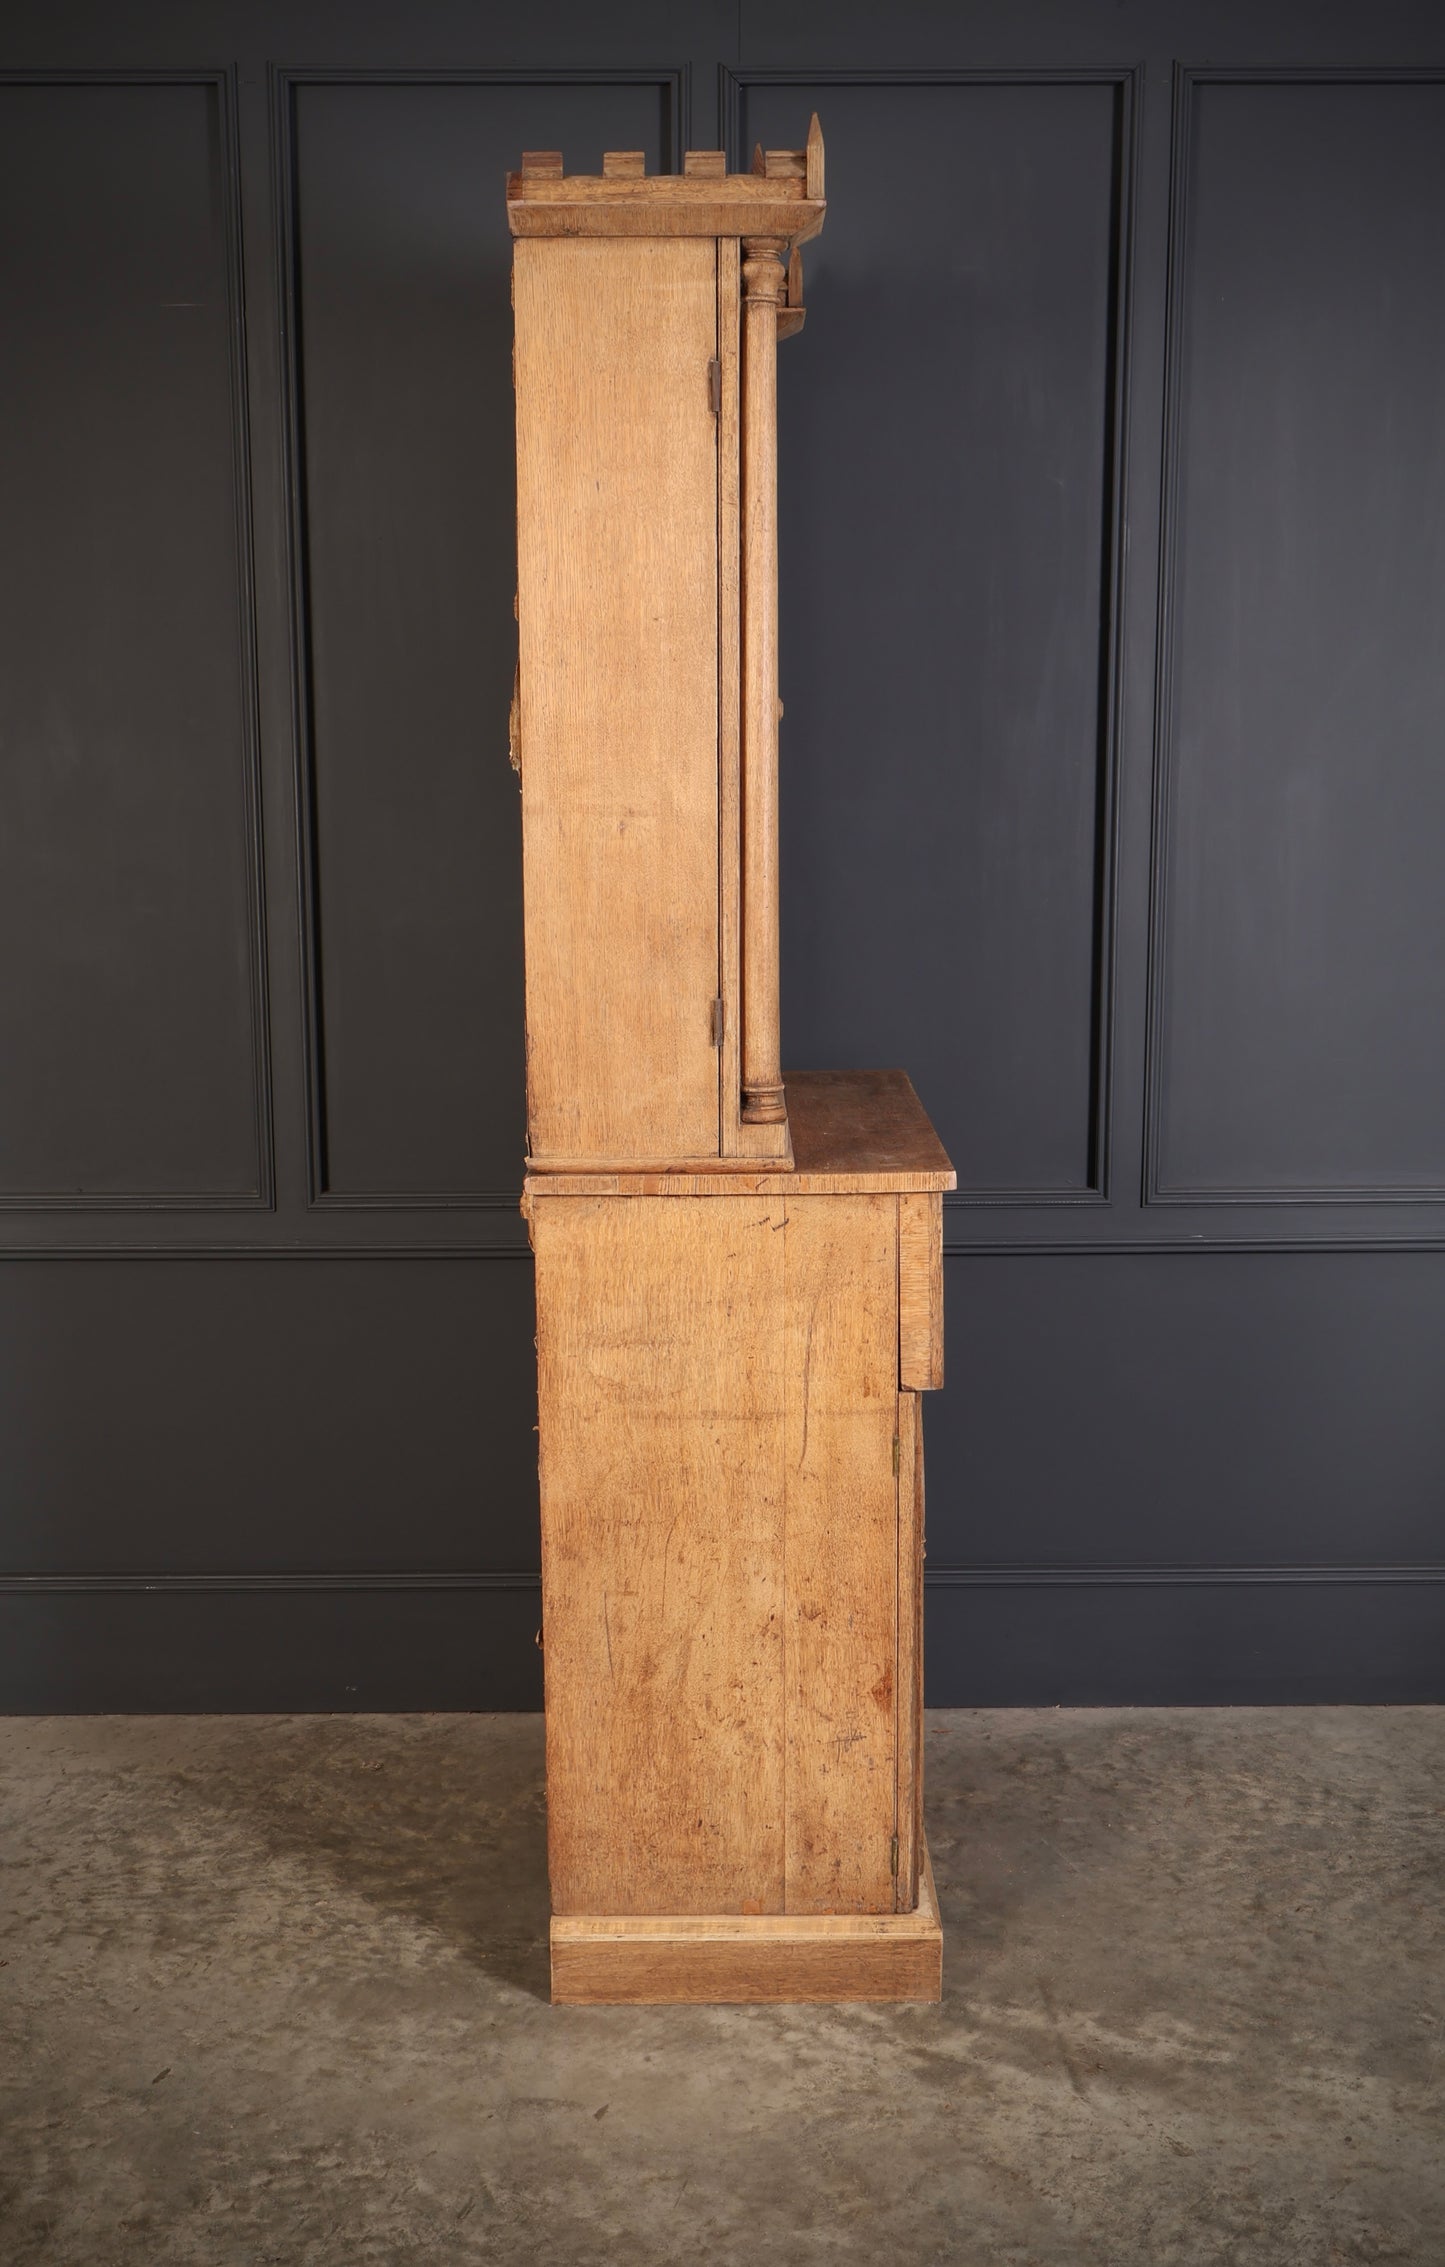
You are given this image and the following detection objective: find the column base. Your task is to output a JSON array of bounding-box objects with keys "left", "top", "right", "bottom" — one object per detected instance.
[{"left": 550, "top": 1842, "right": 943, "bottom": 2005}]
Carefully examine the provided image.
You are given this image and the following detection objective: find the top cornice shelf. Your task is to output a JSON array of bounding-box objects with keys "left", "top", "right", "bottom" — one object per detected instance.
[{"left": 506, "top": 114, "right": 825, "bottom": 243}]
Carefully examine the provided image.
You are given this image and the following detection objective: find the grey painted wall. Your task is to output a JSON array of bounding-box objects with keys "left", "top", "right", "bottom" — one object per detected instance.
[{"left": 3, "top": 0, "right": 1444, "bottom": 1706}]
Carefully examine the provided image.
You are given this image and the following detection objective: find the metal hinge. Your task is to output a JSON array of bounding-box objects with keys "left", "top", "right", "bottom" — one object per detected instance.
[
  {"left": 707, "top": 356, "right": 721, "bottom": 415},
  {"left": 891, "top": 1434, "right": 901, "bottom": 1478},
  {"left": 711, "top": 996, "right": 725, "bottom": 1047},
  {"left": 890, "top": 1834, "right": 900, "bottom": 1878}
]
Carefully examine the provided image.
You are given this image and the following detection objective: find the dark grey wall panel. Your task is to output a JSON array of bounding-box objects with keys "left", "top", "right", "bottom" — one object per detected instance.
[
  {"left": 0, "top": 78, "right": 264, "bottom": 1202},
  {"left": 286, "top": 76, "right": 675, "bottom": 1200},
  {"left": 3, "top": 5, "right": 1445, "bottom": 1714},
  {"left": 0, "top": 1586, "right": 543, "bottom": 1713},
  {"left": 0, "top": 1257, "right": 538, "bottom": 1574},
  {"left": 739, "top": 76, "right": 1125, "bottom": 1196},
  {"left": 927, "top": 1580, "right": 1445, "bottom": 1706},
  {"left": 1154, "top": 75, "right": 1445, "bottom": 1200},
  {"left": 926, "top": 1250, "right": 1445, "bottom": 1571}
]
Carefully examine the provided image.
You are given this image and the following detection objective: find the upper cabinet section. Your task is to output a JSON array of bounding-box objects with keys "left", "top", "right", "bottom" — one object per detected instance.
[
  {"left": 513, "top": 234, "right": 724, "bottom": 1169},
  {"left": 510, "top": 124, "right": 825, "bottom": 1173}
]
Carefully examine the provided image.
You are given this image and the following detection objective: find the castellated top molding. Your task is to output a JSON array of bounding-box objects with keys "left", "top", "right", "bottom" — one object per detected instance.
[{"left": 506, "top": 113, "right": 824, "bottom": 243}]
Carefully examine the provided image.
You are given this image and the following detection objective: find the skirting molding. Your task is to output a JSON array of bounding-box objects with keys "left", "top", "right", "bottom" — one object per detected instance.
[
  {"left": 0, "top": 1570, "right": 541, "bottom": 1595},
  {"left": 8, "top": 1564, "right": 1444, "bottom": 1596},
  {"left": 925, "top": 1563, "right": 1445, "bottom": 1588}
]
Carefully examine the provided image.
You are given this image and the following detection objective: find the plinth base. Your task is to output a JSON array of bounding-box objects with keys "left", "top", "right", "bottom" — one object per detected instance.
[{"left": 550, "top": 1844, "right": 942, "bottom": 2005}]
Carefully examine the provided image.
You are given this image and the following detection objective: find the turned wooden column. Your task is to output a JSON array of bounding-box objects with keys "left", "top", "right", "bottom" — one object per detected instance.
[{"left": 740, "top": 235, "right": 787, "bottom": 1125}]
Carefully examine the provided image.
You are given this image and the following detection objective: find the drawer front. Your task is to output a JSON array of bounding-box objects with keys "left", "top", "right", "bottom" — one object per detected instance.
[{"left": 898, "top": 1191, "right": 944, "bottom": 1390}]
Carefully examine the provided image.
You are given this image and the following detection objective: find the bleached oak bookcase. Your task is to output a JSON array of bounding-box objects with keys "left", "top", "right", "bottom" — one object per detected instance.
[{"left": 510, "top": 122, "right": 954, "bottom": 2003}]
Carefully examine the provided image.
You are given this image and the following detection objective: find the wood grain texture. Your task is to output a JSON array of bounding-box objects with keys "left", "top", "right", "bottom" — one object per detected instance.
[
  {"left": 514, "top": 238, "right": 721, "bottom": 1167},
  {"left": 899, "top": 1191, "right": 945, "bottom": 1390},
  {"left": 550, "top": 1842, "right": 942, "bottom": 2004},
  {"left": 533, "top": 1195, "right": 786, "bottom": 1915},
  {"left": 895, "top": 1391, "right": 923, "bottom": 1909},
  {"left": 783, "top": 1195, "right": 901, "bottom": 1912},
  {"left": 524, "top": 1070, "right": 955, "bottom": 1196},
  {"left": 531, "top": 1184, "right": 929, "bottom": 1932},
  {"left": 507, "top": 170, "right": 825, "bottom": 246},
  {"left": 525, "top": 1150, "right": 785, "bottom": 1178},
  {"left": 788, "top": 1071, "right": 956, "bottom": 1184}
]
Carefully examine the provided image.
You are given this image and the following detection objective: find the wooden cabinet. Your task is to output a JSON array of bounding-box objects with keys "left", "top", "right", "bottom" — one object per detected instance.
[
  {"left": 510, "top": 132, "right": 953, "bottom": 2002},
  {"left": 510, "top": 130, "right": 826, "bottom": 1169}
]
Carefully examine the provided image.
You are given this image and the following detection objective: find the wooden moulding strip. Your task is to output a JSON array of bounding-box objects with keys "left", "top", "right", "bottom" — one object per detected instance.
[
  {"left": 522, "top": 1153, "right": 806, "bottom": 1181},
  {"left": 550, "top": 1843, "right": 942, "bottom": 2005},
  {"left": 523, "top": 1167, "right": 951, "bottom": 1199},
  {"left": 506, "top": 178, "right": 825, "bottom": 246}
]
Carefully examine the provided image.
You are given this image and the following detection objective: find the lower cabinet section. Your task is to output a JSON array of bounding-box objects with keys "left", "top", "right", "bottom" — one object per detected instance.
[{"left": 529, "top": 1184, "right": 941, "bottom": 2001}]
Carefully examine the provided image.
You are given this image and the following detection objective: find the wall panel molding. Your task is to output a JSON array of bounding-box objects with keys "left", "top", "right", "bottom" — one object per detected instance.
[
  {"left": 941, "top": 1234, "right": 1445, "bottom": 1255},
  {"left": 0, "top": 1569, "right": 540, "bottom": 1593},
  {"left": 925, "top": 1561, "right": 1445, "bottom": 1587},
  {"left": 723, "top": 67, "right": 1137, "bottom": 1205},
  {"left": 7, "top": 1561, "right": 1442, "bottom": 1596},
  {"left": 0, "top": 1245, "right": 531, "bottom": 1260},
  {"left": 0, "top": 67, "right": 272, "bottom": 1212},
  {"left": 1145, "top": 64, "right": 1445, "bottom": 1209}
]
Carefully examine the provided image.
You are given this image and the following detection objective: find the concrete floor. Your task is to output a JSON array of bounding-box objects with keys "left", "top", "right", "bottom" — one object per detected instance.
[{"left": 1, "top": 1709, "right": 1441, "bottom": 2266}]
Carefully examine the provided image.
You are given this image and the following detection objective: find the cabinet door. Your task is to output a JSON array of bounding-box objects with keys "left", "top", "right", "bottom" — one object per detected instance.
[{"left": 515, "top": 238, "right": 721, "bottom": 1165}]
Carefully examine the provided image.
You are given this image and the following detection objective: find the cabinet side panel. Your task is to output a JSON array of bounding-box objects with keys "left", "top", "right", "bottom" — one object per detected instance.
[
  {"left": 515, "top": 239, "right": 721, "bottom": 1164},
  {"left": 783, "top": 1194, "right": 901, "bottom": 1913},
  {"left": 534, "top": 1196, "right": 786, "bottom": 1914}
]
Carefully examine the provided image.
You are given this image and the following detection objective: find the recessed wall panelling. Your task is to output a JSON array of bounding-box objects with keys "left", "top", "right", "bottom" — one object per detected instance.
[
  {"left": 927, "top": 1581, "right": 1445, "bottom": 1708},
  {"left": 286, "top": 78, "right": 675, "bottom": 1198},
  {"left": 1154, "top": 77, "right": 1445, "bottom": 1199},
  {"left": 926, "top": 1249, "right": 1445, "bottom": 1571},
  {"left": 0, "top": 79, "right": 263, "bottom": 1201},
  {"left": 0, "top": 1587, "right": 544, "bottom": 1714},
  {"left": 739, "top": 79, "right": 1126, "bottom": 1195},
  {"left": 0, "top": 1257, "right": 539, "bottom": 1575}
]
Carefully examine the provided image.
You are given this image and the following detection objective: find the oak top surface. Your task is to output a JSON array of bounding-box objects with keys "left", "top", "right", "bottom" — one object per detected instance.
[
  {"left": 523, "top": 1069, "right": 956, "bottom": 1197},
  {"left": 785, "top": 1069, "right": 954, "bottom": 1183}
]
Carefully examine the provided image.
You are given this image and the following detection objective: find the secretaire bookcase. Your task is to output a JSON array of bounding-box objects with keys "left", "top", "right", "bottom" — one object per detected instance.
[{"left": 510, "top": 124, "right": 955, "bottom": 2002}]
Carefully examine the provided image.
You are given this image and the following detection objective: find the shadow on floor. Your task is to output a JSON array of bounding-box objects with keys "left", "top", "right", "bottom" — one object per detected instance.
[{"left": 162, "top": 1714, "right": 554, "bottom": 2000}]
